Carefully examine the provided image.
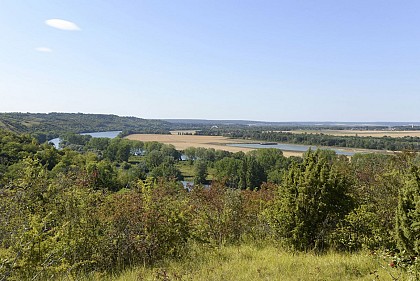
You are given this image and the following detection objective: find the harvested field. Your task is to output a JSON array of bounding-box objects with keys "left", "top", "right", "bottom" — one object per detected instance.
[
  {"left": 125, "top": 134, "right": 303, "bottom": 157},
  {"left": 288, "top": 130, "right": 420, "bottom": 138}
]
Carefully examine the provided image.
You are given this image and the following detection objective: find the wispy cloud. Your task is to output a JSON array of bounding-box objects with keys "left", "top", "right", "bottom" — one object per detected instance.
[
  {"left": 45, "top": 19, "right": 81, "bottom": 31},
  {"left": 35, "top": 47, "right": 52, "bottom": 53}
]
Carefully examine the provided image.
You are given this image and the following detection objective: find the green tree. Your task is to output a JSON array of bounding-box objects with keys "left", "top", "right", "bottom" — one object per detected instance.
[
  {"left": 150, "top": 162, "right": 182, "bottom": 180},
  {"left": 269, "top": 149, "right": 354, "bottom": 251},
  {"left": 86, "top": 160, "right": 118, "bottom": 190},
  {"left": 183, "top": 147, "right": 197, "bottom": 164},
  {"left": 214, "top": 157, "right": 243, "bottom": 188},
  {"left": 145, "top": 150, "right": 164, "bottom": 169},
  {"left": 335, "top": 153, "right": 401, "bottom": 251},
  {"left": 87, "top": 137, "right": 110, "bottom": 151},
  {"left": 396, "top": 164, "right": 420, "bottom": 257},
  {"left": 244, "top": 155, "right": 265, "bottom": 190},
  {"left": 160, "top": 144, "right": 180, "bottom": 160},
  {"left": 193, "top": 160, "right": 207, "bottom": 185}
]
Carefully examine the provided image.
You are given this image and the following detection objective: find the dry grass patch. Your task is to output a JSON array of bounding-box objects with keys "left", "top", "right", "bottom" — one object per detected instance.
[
  {"left": 125, "top": 134, "right": 255, "bottom": 153},
  {"left": 125, "top": 134, "right": 303, "bottom": 156}
]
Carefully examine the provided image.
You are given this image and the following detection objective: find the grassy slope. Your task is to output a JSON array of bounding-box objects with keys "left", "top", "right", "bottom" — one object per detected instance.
[{"left": 101, "top": 244, "right": 406, "bottom": 281}]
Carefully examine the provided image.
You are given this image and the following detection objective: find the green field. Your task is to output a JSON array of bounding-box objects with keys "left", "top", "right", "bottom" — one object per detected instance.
[{"left": 176, "top": 161, "right": 215, "bottom": 181}]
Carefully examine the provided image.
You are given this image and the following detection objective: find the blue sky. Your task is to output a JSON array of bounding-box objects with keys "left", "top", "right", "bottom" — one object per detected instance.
[{"left": 0, "top": 1, "right": 419, "bottom": 121}]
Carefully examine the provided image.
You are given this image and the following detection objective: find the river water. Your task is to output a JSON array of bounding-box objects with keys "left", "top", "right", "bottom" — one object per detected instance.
[
  {"left": 49, "top": 131, "right": 121, "bottom": 148},
  {"left": 226, "top": 143, "right": 355, "bottom": 156}
]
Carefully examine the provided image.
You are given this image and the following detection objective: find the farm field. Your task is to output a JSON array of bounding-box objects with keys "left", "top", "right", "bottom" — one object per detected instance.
[
  {"left": 125, "top": 134, "right": 304, "bottom": 156},
  {"left": 287, "top": 130, "right": 420, "bottom": 138}
]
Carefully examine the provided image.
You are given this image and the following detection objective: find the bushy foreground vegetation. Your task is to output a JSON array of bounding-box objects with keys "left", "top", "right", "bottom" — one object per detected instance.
[{"left": 0, "top": 129, "right": 419, "bottom": 280}]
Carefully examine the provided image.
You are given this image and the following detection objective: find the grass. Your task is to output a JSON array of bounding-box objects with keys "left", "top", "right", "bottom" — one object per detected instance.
[
  {"left": 176, "top": 161, "right": 195, "bottom": 179},
  {"left": 176, "top": 161, "right": 215, "bottom": 181},
  {"left": 76, "top": 244, "right": 408, "bottom": 281}
]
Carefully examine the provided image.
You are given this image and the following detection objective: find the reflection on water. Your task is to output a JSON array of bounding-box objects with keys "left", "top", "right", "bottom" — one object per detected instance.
[
  {"left": 80, "top": 131, "right": 122, "bottom": 138},
  {"left": 49, "top": 131, "right": 122, "bottom": 149}
]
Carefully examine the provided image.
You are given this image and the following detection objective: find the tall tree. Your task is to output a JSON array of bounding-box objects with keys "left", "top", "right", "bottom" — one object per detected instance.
[
  {"left": 270, "top": 149, "right": 353, "bottom": 251},
  {"left": 193, "top": 160, "right": 207, "bottom": 185}
]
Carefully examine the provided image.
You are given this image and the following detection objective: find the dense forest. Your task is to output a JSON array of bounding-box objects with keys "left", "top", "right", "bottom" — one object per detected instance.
[{"left": 0, "top": 129, "right": 419, "bottom": 280}]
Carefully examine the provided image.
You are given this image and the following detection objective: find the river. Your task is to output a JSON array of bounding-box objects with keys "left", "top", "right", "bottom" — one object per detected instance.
[{"left": 49, "top": 131, "right": 121, "bottom": 148}]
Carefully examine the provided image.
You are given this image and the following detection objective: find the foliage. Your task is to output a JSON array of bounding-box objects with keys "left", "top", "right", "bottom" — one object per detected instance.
[
  {"left": 1, "top": 128, "right": 420, "bottom": 279},
  {"left": 0, "top": 112, "right": 171, "bottom": 140},
  {"left": 193, "top": 160, "right": 207, "bottom": 184},
  {"left": 189, "top": 183, "right": 245, "bottom": 246},
  {"left": 395, "top": 162, "right": 420, "bottom": 277},
  {"left": 331, "top": 153, "right": 401, "bottom": 252},
  {"left": 268, "top": 149, "right": 354, "bottom": 251},
  {"left": 98, "top": 179, "right": 192, "bottom": 270}
]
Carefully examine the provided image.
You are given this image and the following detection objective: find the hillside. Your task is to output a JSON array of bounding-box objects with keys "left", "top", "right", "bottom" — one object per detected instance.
[{"left": 0, "top": 112, "right": 171, "bottom": 141}]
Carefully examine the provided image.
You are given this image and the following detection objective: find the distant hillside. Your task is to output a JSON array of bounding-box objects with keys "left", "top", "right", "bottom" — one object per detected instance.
[
  {"left": 164, "top": 119, "right": 420, "bottom": 128},
  {"left": 0, "top": 112, "right": 171, "bottom": 141}
]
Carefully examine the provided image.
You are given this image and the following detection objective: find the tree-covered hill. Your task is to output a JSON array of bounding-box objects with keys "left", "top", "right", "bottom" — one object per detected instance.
[{"left": 0, "top": 112, "right": 171, "bottom": 141}]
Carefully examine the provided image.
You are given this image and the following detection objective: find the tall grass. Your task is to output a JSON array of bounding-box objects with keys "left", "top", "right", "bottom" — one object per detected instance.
[{"left": 93, "top": 243, "right": 407, "bottom": 281}]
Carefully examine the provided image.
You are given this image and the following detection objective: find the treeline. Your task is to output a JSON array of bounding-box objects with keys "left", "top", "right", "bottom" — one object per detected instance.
[
  {"left": 197, "top": 128, "right": 420, "bottom": 151},
  {"left": 0, "top": 129, "right": 419, "bottom": 279},
  {"left": 0, "top": 112, "right": 171, "bottom": 142}
]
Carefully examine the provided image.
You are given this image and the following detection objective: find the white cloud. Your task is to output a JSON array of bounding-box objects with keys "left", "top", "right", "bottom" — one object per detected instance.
[
  {"left": 35, "top": 47, "right": 52, "bottom": 53},
  {"left": 45, "top": 19, "right": 80, "bottom": 31}
]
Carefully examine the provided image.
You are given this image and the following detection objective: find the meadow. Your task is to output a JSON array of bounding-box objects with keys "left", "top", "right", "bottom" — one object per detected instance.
[{"left": 83, "top": 244, "right": 406, "bottom": 281}]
